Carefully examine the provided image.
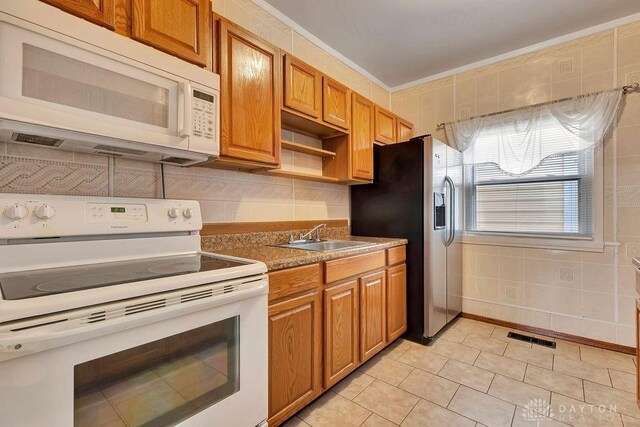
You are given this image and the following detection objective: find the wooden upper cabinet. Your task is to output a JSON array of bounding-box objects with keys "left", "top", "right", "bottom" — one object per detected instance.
[
  {"left": 42, "top": 0, "right": 116, "bottom": 29},
  {"left": 131, "top": 0, "right": 210, "bottom": 66},
  {"left": 374, "top": 106, "right": 397, "bottom": 144},
  {"left": 350, "top": 93, "right": 374, "bottom": 181},
  {"left": 386, "top": 263, "right": 407, "bottom": 342},
  {"left": 284, "top": 55, "right": 322, "bottom": 119},
  {"left": 359, "top": 271, "right": 387, "bottom": 362},
  {"left": 216, "top": 18, "right": 281, "bottom": 165},
  {"left": 268, "top": 291, "right": 322, "bottom": 426},
  {"left": 323, "top": 76, "right": 351, "bottom": 130},
  {"left": 324, "top": 280, "right": 359, "bottom": 388},
  {"left": 396, "top": 118, "right": 414, "bottom": 143}
]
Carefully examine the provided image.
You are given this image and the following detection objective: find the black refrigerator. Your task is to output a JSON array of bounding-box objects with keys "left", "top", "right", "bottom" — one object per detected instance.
[{"left": 351, "top": 135, "right": 463, "bottom": 342}]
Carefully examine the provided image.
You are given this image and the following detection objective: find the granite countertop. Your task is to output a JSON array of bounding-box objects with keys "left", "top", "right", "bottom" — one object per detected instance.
[
  {"left": 633, "top": 257, "right": 640, "bottom": 269},
  {"left": 208, "top": 236, "right": 407, "bottom": 271}
]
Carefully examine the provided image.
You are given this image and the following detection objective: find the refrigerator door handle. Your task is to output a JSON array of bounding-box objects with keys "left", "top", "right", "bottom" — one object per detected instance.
[{"left": 444, "top": 175, "right": 455, "bottom": 247}]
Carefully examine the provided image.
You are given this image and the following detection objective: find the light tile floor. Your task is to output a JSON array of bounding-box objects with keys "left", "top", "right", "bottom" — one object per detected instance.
[{"left": 284, "top": 317, "right": 639, "bottom": 427}]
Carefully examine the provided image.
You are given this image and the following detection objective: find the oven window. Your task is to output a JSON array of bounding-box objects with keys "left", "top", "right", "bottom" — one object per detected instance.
[{"left": 73, "top": 317, "right": 239, "bottom": 427}]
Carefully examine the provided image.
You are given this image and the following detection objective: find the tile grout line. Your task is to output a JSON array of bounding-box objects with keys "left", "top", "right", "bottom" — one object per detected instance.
[{"left": 397, "top": 397, "right": 421, "bottom": 426}]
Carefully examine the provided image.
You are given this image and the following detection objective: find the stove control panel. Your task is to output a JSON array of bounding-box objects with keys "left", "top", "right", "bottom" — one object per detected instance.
[
  {"left": 0, "top": 195, "right": 202, "bottom": 239},
  {"left": 86, "top": 203, "right": 147, "bottom": 223}
]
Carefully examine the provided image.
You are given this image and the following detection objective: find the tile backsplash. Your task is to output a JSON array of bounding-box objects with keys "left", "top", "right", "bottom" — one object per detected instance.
[{"left": 0, "top": 129, "right": 350, "bottom": 224}]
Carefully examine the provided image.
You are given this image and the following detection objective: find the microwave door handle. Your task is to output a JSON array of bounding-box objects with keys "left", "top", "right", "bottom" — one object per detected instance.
[{"left": 178, "top": 81, "right": 192, "bottom": 138}]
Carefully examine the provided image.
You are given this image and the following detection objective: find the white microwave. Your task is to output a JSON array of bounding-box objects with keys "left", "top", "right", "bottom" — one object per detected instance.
[{"left": 0, "top": 1, "right": 220, "bottom": 166}]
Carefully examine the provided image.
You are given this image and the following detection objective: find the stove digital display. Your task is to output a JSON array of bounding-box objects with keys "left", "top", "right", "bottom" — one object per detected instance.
[{"left": 111, "top": 207, "right": 126, "bottom": 213}]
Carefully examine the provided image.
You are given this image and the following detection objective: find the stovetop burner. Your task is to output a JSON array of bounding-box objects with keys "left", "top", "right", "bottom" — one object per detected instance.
[{"left": 0, "top": 254, "right": 248, "bottom": 300}]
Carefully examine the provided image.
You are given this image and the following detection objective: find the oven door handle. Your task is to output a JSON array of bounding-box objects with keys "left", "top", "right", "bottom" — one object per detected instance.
[{"left": 0, "top": 279, "right": 267, "bottom": 362}]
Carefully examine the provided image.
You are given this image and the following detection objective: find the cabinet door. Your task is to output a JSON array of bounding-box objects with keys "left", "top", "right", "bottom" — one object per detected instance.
[
  {"left": 268, "top": 291, "right": 322, "bottom": 426},
  {"left": 132, "top": 0, "right": 210, "bottom": 66},
  {"left": 359, "top": 271, "right": 387, "bottom": 362},
  {"left": 374, "top": 106, "right": 397, "bottom": 144},
  {"left": 217, "top": 19, "right": 281, "bottom": 165},
  {"left": 284, "top": 55, "right": 322, "bottom": 119},
  {"left": 323, "top": 76, "right": 351, "bottom": 130},
  {"left": 350, "top": 93, "right": 374, "bottom": 181},
  {"left": 396, "top": 118, "right": 414, "bottom": 143},
  {"left": 324, "top": 280, "right": 359, "bottom": 388},
  {"left": 386, "top": 264, "right": 407, "bottom": 342},
  {"left": 42, "top": 0, "right": 116, "bottom": 29}
]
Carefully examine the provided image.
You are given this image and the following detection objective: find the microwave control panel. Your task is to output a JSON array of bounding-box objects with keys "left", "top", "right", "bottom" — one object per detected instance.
[{"left": 192, "top": 89, "right": 216, "bottom": 141}]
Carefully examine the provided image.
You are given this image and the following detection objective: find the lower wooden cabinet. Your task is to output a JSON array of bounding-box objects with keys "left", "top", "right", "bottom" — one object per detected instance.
[
  {"left": 359, "top": 271, "right": 387, "bottom": 362},
  {"left": 324, "top": 280, "right": 359, "bottom": 388},
  {"left": 268, "top": 290, "right": 322, "bottom": 426},
  {"left": 268, "top": 246, "right": 407, "bottom": 426},
  {"left": 386, "top": 263, "right": 407, "bottom": 341}
]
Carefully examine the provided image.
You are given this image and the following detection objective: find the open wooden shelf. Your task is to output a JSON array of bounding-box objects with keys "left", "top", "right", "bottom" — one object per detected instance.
[
  {"left": 282, "top": 109, "right": 348, "bottom": 139},
  {"left": 255, "top": 169, "right": 340, "bottom": 183},
  {"left": 281, "top": 140, "right": 336, "bottom": 158}
]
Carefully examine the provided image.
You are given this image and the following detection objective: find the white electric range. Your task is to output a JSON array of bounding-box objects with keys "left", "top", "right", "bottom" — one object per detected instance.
[{"left": 0, "top": 194, "right": 268, "bottom": 427}]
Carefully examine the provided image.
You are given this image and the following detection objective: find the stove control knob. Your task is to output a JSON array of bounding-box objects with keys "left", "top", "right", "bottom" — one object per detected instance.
[
  {"left": 35, "top": 204, "right": 55, "bottom": 220},
  {"left": 168, "top": 207, "right": 180, "bottom": 219},
  {"left": 5, "top": 204, "right": 26, "bottom": 221},
  {"left": 183, "top": 208, "right": 193, "bottom": 219}
]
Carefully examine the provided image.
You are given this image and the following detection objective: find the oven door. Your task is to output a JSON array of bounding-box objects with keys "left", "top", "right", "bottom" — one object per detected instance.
[{"left": 0, "top": 278, "right": 268, "bottom": 427}]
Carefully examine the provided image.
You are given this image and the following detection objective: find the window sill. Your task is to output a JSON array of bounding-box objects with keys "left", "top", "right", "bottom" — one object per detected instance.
[{"left": 461, "top": 233, "right": 605, "bottom": 252}]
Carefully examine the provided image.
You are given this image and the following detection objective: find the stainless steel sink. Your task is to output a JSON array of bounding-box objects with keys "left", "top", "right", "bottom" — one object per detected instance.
[{"left": 275, "top": 239, "right": 375, "bottom": 252}]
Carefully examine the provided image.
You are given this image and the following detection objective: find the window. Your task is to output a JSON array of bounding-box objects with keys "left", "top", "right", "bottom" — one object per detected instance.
[
  {"left": 465, "top": 150, "right": 594, "bottom": 238},
  {"left": 447, "top": 89, "right": 619, "bottom": 249}
]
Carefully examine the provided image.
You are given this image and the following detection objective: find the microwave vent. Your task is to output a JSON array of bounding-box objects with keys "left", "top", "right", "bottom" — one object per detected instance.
[
  {"left": 11, "top": 133, "right": 63, "bottom": 147},
  {"left": 94, "top": 144, "right": 149, "bottom": 156},
  {"left": 94, "top": 151, "right": 124, "bottom": 157},
  {"left": 162, "top": 156, "right": 192, "bottom": 165}
]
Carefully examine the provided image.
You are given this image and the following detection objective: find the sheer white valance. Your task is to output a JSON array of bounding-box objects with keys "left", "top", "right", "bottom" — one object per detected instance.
[{"left": 445, "top": 88, "right": 624, "bottom": 176}]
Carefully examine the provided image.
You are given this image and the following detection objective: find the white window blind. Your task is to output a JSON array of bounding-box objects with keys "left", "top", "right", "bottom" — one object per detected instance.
[{"left": 465, "top": 146, "right": 594, "bottom": 237}]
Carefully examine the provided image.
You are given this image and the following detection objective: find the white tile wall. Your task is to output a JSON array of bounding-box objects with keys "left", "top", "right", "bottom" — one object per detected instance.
[
  {"left": 0, "top": 129, "right": 350, "bottom": 224},
  {"left": 391, "top": 22, "right": 640, "bottom": 347}
]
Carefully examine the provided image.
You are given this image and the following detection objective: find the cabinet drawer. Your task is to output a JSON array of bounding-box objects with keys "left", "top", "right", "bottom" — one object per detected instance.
[
  {"left": 387, "top": 246, "right": 406, "bottom": 266},
  {"left": 324, "top": 251, "right": 385, "bottom": 284},
  {"left": 269, "top": 264, "right": 321, "bottom": 302}
]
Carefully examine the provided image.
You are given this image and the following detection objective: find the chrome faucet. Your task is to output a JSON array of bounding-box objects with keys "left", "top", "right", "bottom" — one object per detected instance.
[{"left": 289, "top": 223, "right": 327, "bottom": 244}]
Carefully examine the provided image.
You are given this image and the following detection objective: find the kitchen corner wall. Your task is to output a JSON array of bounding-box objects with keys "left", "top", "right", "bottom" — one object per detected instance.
[
  {"left": 391, "top": 22, "right": 640, "bottom": 346},
  {"left": 0, "top": 0, "right": 393, "bottom": 223}
]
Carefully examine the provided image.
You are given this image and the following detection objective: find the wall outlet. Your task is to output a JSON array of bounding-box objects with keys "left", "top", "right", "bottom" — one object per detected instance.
[
  {"left": 560, "top": 267, "right": 574, "bottom": 282},
  {"left": 627, "top": 243, "right": 640, "bottom": 259}
]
